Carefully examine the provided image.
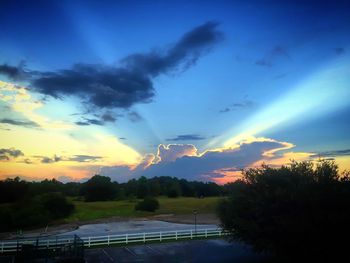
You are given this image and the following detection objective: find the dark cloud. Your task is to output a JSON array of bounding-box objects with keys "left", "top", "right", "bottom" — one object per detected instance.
[
  {"left": 166, "top": 134, "right": 206, "bottom": 141},
  {"left": 0, "top": 148, "right": 24, "bottom": 161},
  {"left": 0, "top": 118, "right": 39, "bottom": 128},
  {"left": 0, "top": 21, "right": 223, "bottom": 110},
  {"left": 119, "top": 137, "right": 126, "bottom": 140},
  {"left": 334, "top": 47, "right": 346, "bottom": 55},
  {"left": 75, "top": 118, "right": 104, "bottom": 126},
  {"left": 68, "top": 155, "right": 102, "bottom": 163},
  {"left": 23, "top": 158, "right": 33, "bottom": 164},
  {"left": 255, "top": 59, "right": 272, "bottom": 67},
  {"left": 74, "top": 111, "right": 119, "bottom": 126},
  {"left": 122, "top": 21, "right": 224, "bottom": 76},
  {"left": 255, "top": 45, "right": 290, "bottom": 67},
  {"left": 219, "top": 107, "right": 231, "bottom": 113},
  {"left": 101, "top": 112, "right": 117, "bottom": 122},
  {"left": 219, "top": 100, "right": 255, "bottom": 113},
  {"left": 311, "top": 149, "right": 350, "bottom": 158},
  {"left": 41, "top": 155, "right": 61, "bottom": 164},
  {"left": 127, "top": 111, "right": 143, "bottom": 122},
  {"left": 0, "top": 61, "right": 31, "bottom": 81},
  {"left": 274, "top": 73, "right": 288, "bottom": 79},
  {"left": 31, "top": 65, "right": 155, "bottom": 109}
]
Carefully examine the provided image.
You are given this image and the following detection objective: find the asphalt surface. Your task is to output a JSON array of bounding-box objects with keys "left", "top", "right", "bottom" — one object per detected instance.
[
  {"left": 85, "top": 239, "right": 266, "bottom": 263},
  {"left": 59, "top": 220, "right": 217, "bottom": 237}
]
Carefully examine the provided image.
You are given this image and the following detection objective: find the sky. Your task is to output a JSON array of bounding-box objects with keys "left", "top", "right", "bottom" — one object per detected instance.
[{"left": 0, "top": 0, "right": 350, "bottom": 184}]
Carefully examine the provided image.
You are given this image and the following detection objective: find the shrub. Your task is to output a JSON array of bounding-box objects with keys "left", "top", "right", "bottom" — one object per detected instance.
[
  {"left": 39, "top": 192, "right": 75, "bottom": 219},
  {"left": 217, "top": 160, "right": 350, "bottom": 262},
  {"left": 135, "top": 197, "right": 160, "bottom": 212}
]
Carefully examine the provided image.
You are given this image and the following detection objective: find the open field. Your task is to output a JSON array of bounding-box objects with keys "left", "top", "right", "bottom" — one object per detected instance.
[{"left": 65, "top": 197, "right": 220, "bottom": 223}]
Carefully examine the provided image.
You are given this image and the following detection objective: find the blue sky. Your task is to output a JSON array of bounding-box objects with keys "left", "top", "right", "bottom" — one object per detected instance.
[{"left": 0, "top": 0, "right": 349, "bottom": 183}]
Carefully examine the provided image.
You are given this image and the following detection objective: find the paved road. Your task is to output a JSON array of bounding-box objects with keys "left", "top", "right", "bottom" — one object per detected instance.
[
  {"left": 85, "top": 239, "right": 266, "bottom": 263},
  {"left": 59, "top": 220, "right": 217, "bottom": 237}
]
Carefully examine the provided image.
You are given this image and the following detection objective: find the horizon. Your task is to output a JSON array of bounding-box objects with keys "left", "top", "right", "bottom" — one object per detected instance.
[{"left": 1, "top": 0, "right": 350, "bottom": 184}]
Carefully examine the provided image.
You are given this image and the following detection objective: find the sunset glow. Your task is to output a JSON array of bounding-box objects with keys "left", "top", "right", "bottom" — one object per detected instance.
[{"left": 1, "top": 1, "right": 349, "bottom": 183}]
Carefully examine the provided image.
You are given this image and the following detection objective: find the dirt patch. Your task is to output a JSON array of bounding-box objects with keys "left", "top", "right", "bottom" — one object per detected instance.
[{"left": 151, "top": 213, "right": 220, "bottom": 225}]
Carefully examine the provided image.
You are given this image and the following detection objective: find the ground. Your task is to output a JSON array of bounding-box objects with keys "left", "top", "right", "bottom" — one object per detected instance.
[
  {"left": 66, "top": 196, "right": 220, "bottom": 223},
  {"left": 0, "top": 197, "right": 221, "bottom": 239},
  {"left": 58, "top": 220, "right": 217, "bottom": 237},
  {"left": 84, "top": 239, "right": 266, "bottom": 263}
]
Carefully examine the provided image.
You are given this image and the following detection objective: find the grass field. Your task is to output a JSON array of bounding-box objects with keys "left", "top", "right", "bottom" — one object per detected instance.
[{"left": 65, "top": 197, "right": 220, "bottom": 223}]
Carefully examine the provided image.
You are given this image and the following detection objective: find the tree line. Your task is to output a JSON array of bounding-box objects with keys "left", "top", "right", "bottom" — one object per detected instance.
[
  {"left": 0, "top": 175, "right": 225, "bottom": 232},
  {"left": 0, "top": 175, "right": 225, "bottom": 204}
]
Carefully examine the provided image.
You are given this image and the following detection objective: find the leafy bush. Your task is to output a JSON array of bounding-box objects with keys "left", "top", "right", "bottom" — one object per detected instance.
[
  {"left": 217, "top": 160, "right": 350, "bottom": 262},
  {"left": 40, "top": 192, "right": 75, "bottom": 219},
  {"left": 135, "top": 197, "right": 160, "bottom": 212}
]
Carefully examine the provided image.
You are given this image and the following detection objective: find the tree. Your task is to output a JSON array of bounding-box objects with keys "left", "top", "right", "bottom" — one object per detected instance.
[
  {"left": 0, "top": 177, "right": 28, "bottom": 203},
  {"left": 136, "top": 176, "right": 150, "bottom": 198},
  {"left": 217, "top": 160, "right": 350, "bottom": 262},
  {"left": 81, "top": 175, "right": 117, "bottom": 201},
  {"left": 167, "top": 181, "right": 181, "bottom": 198}
]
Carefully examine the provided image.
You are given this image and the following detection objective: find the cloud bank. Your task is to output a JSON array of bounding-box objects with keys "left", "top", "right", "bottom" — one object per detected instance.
[
  {"left": 0, "top": 21, "right": 223, "bottom": 111},
  {"left": 101, "top": 137, "right": 304, "bottom": 184}
]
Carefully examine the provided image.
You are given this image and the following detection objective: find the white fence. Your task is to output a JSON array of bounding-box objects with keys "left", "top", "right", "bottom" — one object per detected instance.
[{"left": 0, "top": 228, "right": 225, "bottom": 253}]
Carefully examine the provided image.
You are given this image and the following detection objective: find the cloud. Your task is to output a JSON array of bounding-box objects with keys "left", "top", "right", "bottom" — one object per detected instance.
[
  {"left": 122, "top": 21, "right": 224, "bottom": 76},
  {"left": 311, "top": 149, "right": 350, "bottom": 158},
  {"left": 0, "top": 21, "right": 223, "bottom": 110},
  {"left": 75, "top": 118, "right": 104, "bottom": 126},
  {"left": 219, "top": 99, "right": 255, "bottom": 113},
  {"left": 255, "top": 45, "right": 290, "bottom": 67},
  {"left": 0, "top": 118, "right": 39, "bottom": 128},
  {"left": 101, "top": 137, "right": 300, "bottom": 183},
  {"left": 68, "top": 155, "right": 103, "bottom": 163},
  {"left": 0, "top": 148, "right": 24, "bottom": 161},
  {"left": 0, "top": 62, "right": 32, "bottom": 81},
  {"left": 41, "top": 155, "right": 61, "bottom": 164},
  {"left": 334, "top": 47, "right": 346, "bottom": 55},
  {"left": 36, "top": 154, "right": 103, "bottom": 164},
  {"left": 74, "top": 111, "right": 118, "bottom": 126},
  {"left": 127, "top": 111, "right": 143, "bottom": 122},
  {"left": 156, "top": 144, "right": 197, "bottom": 163},
  {"left": 166, "top": 134, "right": 206, "bottom": 141},
  {"left": 101, "top": 112, "right": 117, "bottom": 122}
]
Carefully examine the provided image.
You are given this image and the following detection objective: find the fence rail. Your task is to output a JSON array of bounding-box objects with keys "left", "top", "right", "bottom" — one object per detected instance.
[{"left": 0, "top": 228, "right": 225, "bottom": 253}]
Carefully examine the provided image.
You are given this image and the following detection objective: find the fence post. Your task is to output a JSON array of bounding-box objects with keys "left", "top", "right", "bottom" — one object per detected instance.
[
  {"left": 190, "top": 230, "right": 193, "bottom": 239},
  {"left": 175, "top": 231, "right": 178, "bottom": 240},
  {"left": 219, "top": 230, "right": 222, "bottom": 236},
  {"left": 143, "top": 233, "right": 145, "bottom": 243},
  {"left": 88, "top": 237, "right": 91, "bottom": 248},
  {"left": 1, "top": 242, "right": 3, "bottom": 253},
  {"left": 205, "top": 229, "right": 207, "bottom": 238},
  {"left": 108, "top": 235, "right": 110, "bottom": 246},
  {"left": 160, "top": 232, "right": 162, "bottom": 242},
  {"left": 126, "top": 234, "right": 128, "bottom": 245}
]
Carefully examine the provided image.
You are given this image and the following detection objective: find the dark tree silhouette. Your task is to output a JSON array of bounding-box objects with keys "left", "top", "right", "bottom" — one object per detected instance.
[
  {"left": 80, "top": 175, "right": 117, "bottom": 201},
  {"left": 217, "top": 160, "right": 350, "bottom": 262}
]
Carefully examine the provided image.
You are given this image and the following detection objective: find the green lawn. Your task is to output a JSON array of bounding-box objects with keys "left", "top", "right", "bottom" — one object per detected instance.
[{"left": 65, "top": 197, "right": 220, "bottom": 223}]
